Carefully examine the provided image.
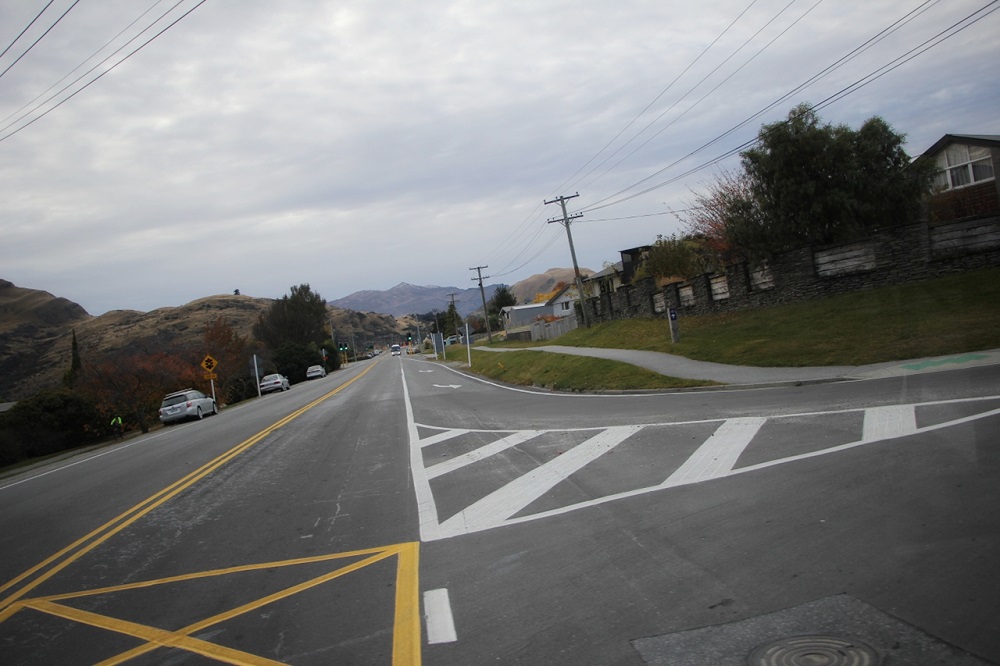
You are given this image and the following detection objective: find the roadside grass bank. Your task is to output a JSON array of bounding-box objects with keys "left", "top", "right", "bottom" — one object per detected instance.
[
  {"left": 440, "top": 347, "right": 719, "bottom": 391},
  {"left": 507, "top": 266, "right": 1000, "bottom": 367}
]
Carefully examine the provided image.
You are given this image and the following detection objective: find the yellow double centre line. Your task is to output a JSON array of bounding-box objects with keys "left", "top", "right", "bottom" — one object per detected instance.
[{"left": 0, "top": 360, "right": 378, "bottom": 613}]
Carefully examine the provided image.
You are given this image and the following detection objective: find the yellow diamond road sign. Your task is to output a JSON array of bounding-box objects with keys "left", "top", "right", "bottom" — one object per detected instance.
[{"left": 201, "top": 355, "right": 218, "bottom": 372}]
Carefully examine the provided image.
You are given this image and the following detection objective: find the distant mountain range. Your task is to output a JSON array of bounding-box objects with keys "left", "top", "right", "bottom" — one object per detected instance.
[
  {"left": 328, "top": 268, "right": 591, "bottom": 317},
  {"left": 330, "top": 282, "right": 492, "bottom": 318}
]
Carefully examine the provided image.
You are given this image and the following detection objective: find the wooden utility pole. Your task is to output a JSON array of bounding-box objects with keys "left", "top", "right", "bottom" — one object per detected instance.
[
  {"left": 545, "top": 192, "right": 590, "bottom": 328},
  {"left": 448, "top": 293, "right": 461, "bottom": 338},
  {"left": 470, "top": 265, "right": 493, "bottom": 343}
]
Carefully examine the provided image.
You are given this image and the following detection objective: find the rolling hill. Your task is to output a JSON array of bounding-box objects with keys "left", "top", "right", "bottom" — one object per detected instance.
[
  {"left": 0, "top": 283, "right": 398, "bottom": 402},
  {"left": 0, "top": 268, "right": 589, "bottom": 402}
]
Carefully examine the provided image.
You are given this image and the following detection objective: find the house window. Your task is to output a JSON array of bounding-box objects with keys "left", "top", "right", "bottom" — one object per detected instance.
[
  {"left": 934, "top": 143, "right": 995, "bottom": 191},
  {"left": 559, "top": 301, "right": 570, "bottom": 311}
]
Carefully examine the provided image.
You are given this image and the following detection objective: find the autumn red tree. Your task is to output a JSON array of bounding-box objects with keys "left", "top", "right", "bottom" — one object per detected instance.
[
  {"left": 674, "top": 168, "right": 754, "bottom": 267},
  {"left": 79, "top": 352, "right": 201, "bottom": 433}
]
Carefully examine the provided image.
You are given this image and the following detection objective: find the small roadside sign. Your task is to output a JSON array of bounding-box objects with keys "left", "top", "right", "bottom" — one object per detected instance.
[
  {"left": 201, "top": 355, "right": 218, "bottom": 372},
  {"left": 203, "top": 372, "right": 218, "bottom": 380}
]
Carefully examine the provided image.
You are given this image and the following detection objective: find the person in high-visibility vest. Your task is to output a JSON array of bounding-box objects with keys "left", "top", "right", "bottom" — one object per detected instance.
[{"left": 110, "top": 415, "right": 123, "bottom": 439}]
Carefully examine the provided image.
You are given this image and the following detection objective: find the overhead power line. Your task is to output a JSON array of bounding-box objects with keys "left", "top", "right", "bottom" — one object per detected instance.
[
  {"left": 574, "top": 0, "right": 826, "bottom": 196},
  {"left": 0, "top": 0, "right": 56, "bottom": 63},
  {"left": 0, "top": 0, "right": 208, "bottom": 143},
  {"left": 0, "top": 0, "right": 81, "bottom": 81},
  {"left": 570, "top": 0, "right": 813, "bottom": 196},
  {"left": 554, "top": 0, "right": 764, "bottom": 196},
  {"left": 490, "top": 225, "right": 563, "bottom": 278},
  {"left": 577, "top": 0, "right": 939, "bottom": 212},
  {"left": 577, "top": 0, "right": 996, "bottom": 215},
  {"left": 0, "top": 0, "right": 172, "bottom": 131}
]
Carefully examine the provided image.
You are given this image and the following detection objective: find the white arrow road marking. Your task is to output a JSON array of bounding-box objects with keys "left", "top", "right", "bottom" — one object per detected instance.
[{"left": 432, "top": 384, "right": 462, "bottom": 389}]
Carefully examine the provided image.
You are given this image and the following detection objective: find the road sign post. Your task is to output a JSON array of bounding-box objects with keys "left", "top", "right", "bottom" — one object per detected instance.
[
  {"left": 201, "top": 355, "right": 219, "bottom": 403},
  {"left": 668, "top": 308, "right": 680, "bottom": 343}
]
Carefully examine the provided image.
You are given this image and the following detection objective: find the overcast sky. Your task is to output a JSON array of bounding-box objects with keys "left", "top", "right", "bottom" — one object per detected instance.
[{"left": 1, "top": 1, "right": 997, "bottom": 316}]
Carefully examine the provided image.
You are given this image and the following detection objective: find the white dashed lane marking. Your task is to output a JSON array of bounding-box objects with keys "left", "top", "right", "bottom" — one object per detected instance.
[{"left": 424, "top": 588, "right": 457, "bottom": 644}]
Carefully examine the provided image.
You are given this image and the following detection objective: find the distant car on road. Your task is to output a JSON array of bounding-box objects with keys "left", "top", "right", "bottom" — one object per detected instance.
[
  {"left": 305, "top": 365, "right": 326, "bottom": 379},
  {"left": 159, "top": 389, "right": 217, "bottom": 424},
  {"left": 391, "top": 344, "right": 402, "bottom": 356},
  {"left": 260, "top": 373, "right": 290, "bottom": 394}
]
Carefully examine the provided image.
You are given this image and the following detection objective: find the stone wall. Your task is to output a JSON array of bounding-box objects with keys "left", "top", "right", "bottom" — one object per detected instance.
[{"left": 582, "top": 216, "right": 1000, "bottom": 324}]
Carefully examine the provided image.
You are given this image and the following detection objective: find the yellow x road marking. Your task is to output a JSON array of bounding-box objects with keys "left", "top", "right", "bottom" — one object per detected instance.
[{"left": 1, "top": 543, "right": 420, "bottom": 665}]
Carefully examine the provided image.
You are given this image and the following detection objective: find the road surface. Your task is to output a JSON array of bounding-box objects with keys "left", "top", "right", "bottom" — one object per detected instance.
[{"left": 1, "top": 355, "right": 998, "bottom": 664}]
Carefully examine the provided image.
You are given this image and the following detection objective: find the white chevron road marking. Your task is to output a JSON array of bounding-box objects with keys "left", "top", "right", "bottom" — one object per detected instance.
[
  {"left": 665, "top": 417, "right": 766, "bottom": 485},
  {"left": 862, "top": 405, "right": 917, "bottom": 441},
  {"left": 403, "top": 362, "right": 1000, "bottom": 542},
  {"left": 438, "top": 426, "right": 641, "bottom": 534},
  {"left": 426, "top": 430, "right": 542, "bottom": 480}
]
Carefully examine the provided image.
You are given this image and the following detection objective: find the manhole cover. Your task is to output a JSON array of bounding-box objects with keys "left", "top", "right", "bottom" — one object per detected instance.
[{"left": 748, "top": 635, "right": 881, "bottom": 666}]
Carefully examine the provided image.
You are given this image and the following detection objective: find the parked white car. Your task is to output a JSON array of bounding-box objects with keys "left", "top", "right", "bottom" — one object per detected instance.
[
  {"left": 305, "top": 365, "right": 326, "bottom": 379},
  {"left": 259, "top": 373, "right": 290, "bottom": 394},
  {"left": 159, "top": 389, "right": 217, "bottom": 424}
]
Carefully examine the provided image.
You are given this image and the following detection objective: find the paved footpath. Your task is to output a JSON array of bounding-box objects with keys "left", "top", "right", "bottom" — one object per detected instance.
[{"left": 478, "top": 345, "right": 1000, "bottom": 386}]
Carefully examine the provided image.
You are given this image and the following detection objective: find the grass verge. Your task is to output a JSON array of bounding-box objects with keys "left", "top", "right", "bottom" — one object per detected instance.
[
  {"left": 437, "top": 267, "right": 1000, "bottom": 390},
  {"left": 552, "top": 267, "right": 1000, "bottom": 366},
  {"left": 441, "top": 347, "right": 718, "bottom": 391}
]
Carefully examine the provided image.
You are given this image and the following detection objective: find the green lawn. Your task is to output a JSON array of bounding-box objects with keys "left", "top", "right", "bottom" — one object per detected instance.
[{"left": 439, "top": 267, "right": 1000, "bottom": 389}]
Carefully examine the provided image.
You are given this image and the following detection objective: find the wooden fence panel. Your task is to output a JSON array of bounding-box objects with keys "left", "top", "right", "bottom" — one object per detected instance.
[{"left": 815, "top": 242, "right": 876, "bottom": 276}]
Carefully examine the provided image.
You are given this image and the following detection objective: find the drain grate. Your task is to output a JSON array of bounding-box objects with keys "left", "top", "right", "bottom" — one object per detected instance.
[{"left": 748, "top": 635, "right": 881, "bottom": 666}]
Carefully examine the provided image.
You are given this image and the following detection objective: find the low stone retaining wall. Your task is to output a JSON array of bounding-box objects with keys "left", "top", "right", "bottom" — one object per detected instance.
[{"left": 583, "top": 216, "right": 1000, "bottom": 322}]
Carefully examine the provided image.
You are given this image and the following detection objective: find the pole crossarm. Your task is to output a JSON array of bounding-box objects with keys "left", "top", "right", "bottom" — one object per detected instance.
[{"left": 544, "top": 193, "right": 590, "bottom": 328}]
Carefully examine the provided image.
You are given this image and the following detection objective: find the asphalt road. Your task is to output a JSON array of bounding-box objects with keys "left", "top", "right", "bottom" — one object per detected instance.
[{"left": 1, "top": 354, "right": 998, "bottom": 665}]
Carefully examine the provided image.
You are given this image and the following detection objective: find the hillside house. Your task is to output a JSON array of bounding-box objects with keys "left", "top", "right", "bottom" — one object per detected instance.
[
  {"left": 501, "top": 284, "right": 580, "bottom": 341},
  {"left": 501, "top": 284, "right": 578, "bottom": 327},
  {"left": 922, "top": 134, "right": 999, "bottom": 222},
  {"left": 582, "top": 261, "right": 623, "bottom": 298}
]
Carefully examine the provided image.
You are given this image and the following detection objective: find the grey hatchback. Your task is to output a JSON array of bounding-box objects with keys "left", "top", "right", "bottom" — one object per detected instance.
[{"left": 159, "top": 389, "right": 217, "bottom": 424}]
